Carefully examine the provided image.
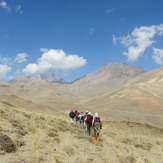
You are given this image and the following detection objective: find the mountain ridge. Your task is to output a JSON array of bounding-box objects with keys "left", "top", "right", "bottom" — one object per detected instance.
[{"left": 0, "top": 63, "right": 147, "bottom": 100}]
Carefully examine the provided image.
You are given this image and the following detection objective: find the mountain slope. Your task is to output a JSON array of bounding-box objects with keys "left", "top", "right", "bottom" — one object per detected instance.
[
  {"left": 81, "top": 67, "right": 163, "bottom": 127},
  {"left": 40, "top": 73, "right": 67, "bottom": 84},
  {"left": 0, "top": 100, "right": 162, "bottom": 163},
  {"left": 0, "top": 63, "right": 146, "bottom": 101},
  {"left": 53, "top": 63, "right": 147, "bottom": 99},
  {"left": 71, "top": 63, "right": 146, "bottom": 96},
  {"left": 74, "top": 63, "right": 146, "bottom": 86}
]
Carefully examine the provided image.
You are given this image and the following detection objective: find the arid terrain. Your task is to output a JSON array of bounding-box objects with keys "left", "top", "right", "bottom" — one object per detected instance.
[
  {"left": 0, "top": 100, "right": 163, "bottom": 163},
  {"left": 0, "top": 63, "right": 163, "bottom": 163}
]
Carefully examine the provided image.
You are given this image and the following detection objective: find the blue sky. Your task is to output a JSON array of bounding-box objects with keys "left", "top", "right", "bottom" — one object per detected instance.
[{"left": 0, "top": 0, "right": 163, "bottom": 81}]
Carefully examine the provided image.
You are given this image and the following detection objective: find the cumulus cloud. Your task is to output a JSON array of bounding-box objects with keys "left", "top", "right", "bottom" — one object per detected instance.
[
  {"left": 14, "top": 53, "right": 29, "bottom": 63},
  {"left": 0, "top": 1, "right": 10, "bottom": 11},
  {"left": 23, "top": 49, "right": 87, "bottom": 75},
  {"left": 113, "top": 24, "right": 163, "bottom": 62},
  {"left": 152, "top": 48, "right": 163, "bottom": 65},
  {"left": 0, "top": 64, "right": 11, "bottom": 79}
]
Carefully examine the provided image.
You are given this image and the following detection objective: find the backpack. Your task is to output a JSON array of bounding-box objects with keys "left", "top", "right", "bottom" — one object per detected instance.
[
  {"left": 75, "top": 112, "right": 80, "bottom": 119},
  {"left": 80, "top": 115, "right": 84, "bottom": 121},
  {"left": 94, "top": 117, "right": 102, "bottom": 130},
  {"left": 69, "top": 111, "right": 75, "bottom": 118},
  {"left": 86, "top": 115, "right": 93, "bottom": 125}
]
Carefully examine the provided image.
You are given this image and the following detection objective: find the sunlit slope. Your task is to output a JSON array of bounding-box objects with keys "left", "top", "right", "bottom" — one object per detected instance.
[
  {"left": 0, "top": 94, "right": 82, "bottom": 116},
  {"left": 0, "top": 101, "right": 162, "bottom": 163},
  {"left": 82, "top": 67, "right": 163, "bottom": 127},
  {"left": 0, "top": 78, "right": 76, "bottom": 102}
]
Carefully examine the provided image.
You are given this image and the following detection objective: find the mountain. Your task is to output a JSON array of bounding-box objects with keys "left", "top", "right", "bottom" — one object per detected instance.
[
  {"left": 40, "top": 73, "right": 67, "bottom": 84},
  {"left": 10, "top": 73, "right": 67, "bottom": 84},
  {"left": 0, "top": 63, "right": 147, "bottom": 101},
  {"left": 81, "top": 67, "right": 163, "bottom": 127},
  {"left": 0, "top": 80, "right": 8, "bottom": 87},
  {"left": 69, "top": 63, "right": 146, "bottom": 97},
  {"left": 74, "top": 63, "right": 146, "bottom": 85}
]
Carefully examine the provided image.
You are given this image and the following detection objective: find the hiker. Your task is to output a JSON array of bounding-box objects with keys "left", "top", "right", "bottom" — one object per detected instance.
[
  {"left": 75, "top": 110, "right": 80, "bottom": 123},
  {"left": 83, "top": 111, "right": 89, "bottom": 127},
  {"left": 85, "top": 112, "right": 93, "bottom": 136},
  {"left": 78, "top": 111, "right": 84, "bottom": 128},
  {"left": 92, "top": 112, "right": 102, "bottom": 142},
  {"left": 69, "top": 110, "right": 75, "bottom": 124}
]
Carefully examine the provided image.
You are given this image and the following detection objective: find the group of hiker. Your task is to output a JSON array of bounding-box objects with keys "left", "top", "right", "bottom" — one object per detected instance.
[{"left": 69, "top": 110, "right": 102, "bottom": 142}]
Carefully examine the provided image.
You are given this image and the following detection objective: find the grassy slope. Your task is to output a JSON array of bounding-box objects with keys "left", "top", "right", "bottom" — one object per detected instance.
[{"left": 0, "top": 101, "right": 163, "bottom": 163}]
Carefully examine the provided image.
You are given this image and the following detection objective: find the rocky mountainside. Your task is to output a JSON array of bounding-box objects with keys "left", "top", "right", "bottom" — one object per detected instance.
[
  {"left": 66, "top": 63, "right": 147, "bottom": 98},
  {"left": 9, "top": 73, "right": 67, "bottom": 84},
  {"left": 74, "top": 63, "right": 146, "bottom": 85},
  {"left": 0, "top": 63, "right": 147, "bottom": 101},
  {"left": 40, "top": 73, "right": 67, "bottom": 84}
]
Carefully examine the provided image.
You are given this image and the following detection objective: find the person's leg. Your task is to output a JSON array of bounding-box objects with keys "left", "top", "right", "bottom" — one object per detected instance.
[
  {"left": 96, "top": 133, "right": 100, "bottom": 142},
  {"left": 70, "top": 117, "right": 73, "bottom": 124},
  {"left": 87, "top": 125, "right": 90, "bottom": 135},
  {"left": 82, "top": 120, "right": 84, "bottom": 129},
  {"left": 88, "top": 125, "right": 92, "bottom": 136},
  {"left": 94, "top": 130, "right": 97, "bottom": 141}
]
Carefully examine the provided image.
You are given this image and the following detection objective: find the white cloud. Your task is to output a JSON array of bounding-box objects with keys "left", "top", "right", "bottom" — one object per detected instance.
[
  {"left": 40, "top": 48, "right": 48, "bottom": 52},
  {"left": 0, "top": 64, "right": 11, "bottom": 79},
  {"left": 156, "top": 24, "right": 163, "bottom": 35},
  {"left": 14, "top": 53, "right": 29, "bottom": 63},
  {"left": 0, "top": 1, "right": 10, "bottom": 11},
  {"left": 15, "top": 5, "right": 23, "bottom": 14},
  {"left": 106, "top": 8, "right": 116, "bottom": 14},
  {"left": 23, "top": 49, "right": 87, "bottom": 75},
  {"left": 152, "top": 48, "right": 163, "bottom": 65},
  {"left": 0, "top": 53, "right": 29, "bottom": 66},
  {"left": 113, "top": 24, "right": 163, "bottom": 62},
  {"left": 0, "top": 57, "right": 11, "bottom": 65}
]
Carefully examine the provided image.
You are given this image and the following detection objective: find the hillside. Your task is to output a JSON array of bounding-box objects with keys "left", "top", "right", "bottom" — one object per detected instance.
[
  {"left": 0, "top": 100, "right": 162, "bottom": 163},
  {"left": 81, "top": 67, "right": 163, "bottom": 127}
]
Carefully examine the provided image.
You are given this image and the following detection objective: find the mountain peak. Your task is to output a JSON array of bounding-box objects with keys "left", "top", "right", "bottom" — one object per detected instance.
[
  {"left": 94, "top": 62, "right": 146, "bottom": 78},
  {"left": 40, "top": 73, "right": 67, "bottom": 84}
]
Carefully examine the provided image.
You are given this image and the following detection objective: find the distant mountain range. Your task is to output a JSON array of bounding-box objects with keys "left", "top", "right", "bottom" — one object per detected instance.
[
  {"left": 9, "top": 73, "right": 67, "bottom": 84},
  {"left": 0, "top": 63, "right": 147, "bottom": 100}
]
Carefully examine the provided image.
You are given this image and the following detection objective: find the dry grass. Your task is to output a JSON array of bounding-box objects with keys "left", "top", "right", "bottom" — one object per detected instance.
[{"left": 0, "top": 100, "right": 163, "bottom": 163}]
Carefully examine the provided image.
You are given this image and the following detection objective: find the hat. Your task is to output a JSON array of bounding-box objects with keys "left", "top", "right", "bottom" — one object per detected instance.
[
  {"left": 86, "top": 111, "right": 88, "bottom": 113},
  {"left": 88, "top": 112, "right": 91, "bottom": 115},
  {"left": 95, "top": 112, "right": 99, "bottom": 117}
]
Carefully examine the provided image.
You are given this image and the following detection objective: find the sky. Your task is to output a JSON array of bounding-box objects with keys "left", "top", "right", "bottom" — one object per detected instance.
[{"left": 0, "top": 0, "right": 163, "bottom": 82}]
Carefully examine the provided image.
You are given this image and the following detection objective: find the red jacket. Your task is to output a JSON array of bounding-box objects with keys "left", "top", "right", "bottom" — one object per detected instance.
[{"left": 75, "top": 111, "right": 80, "bottom": 119}]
